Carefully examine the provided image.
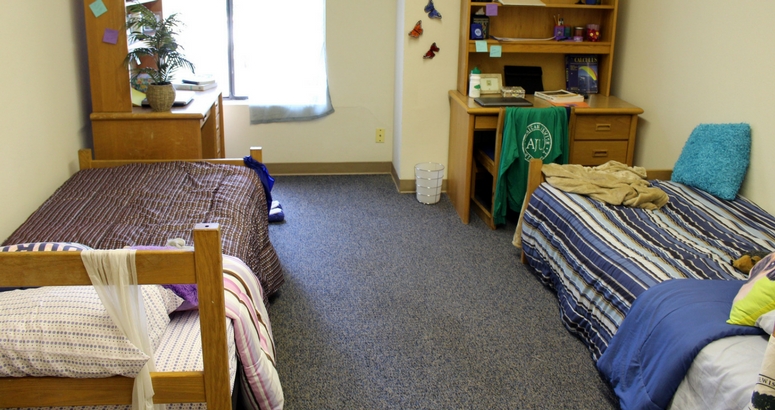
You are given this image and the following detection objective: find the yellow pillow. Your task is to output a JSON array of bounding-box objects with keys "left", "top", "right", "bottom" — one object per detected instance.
[{"left": 728, "top": 276, "right": 775, "bottom": 326}]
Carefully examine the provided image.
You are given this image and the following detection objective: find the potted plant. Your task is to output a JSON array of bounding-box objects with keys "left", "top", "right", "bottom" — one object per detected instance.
[{"left": 125, "top": 4, "right": 195, "bottom": 112}]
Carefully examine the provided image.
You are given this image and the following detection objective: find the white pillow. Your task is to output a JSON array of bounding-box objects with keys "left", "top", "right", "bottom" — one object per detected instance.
[
  {"left": 0, "top": 285, "right": 182, "bottom": 378},
  {"left": 756, "top": 310, "right": 775, "bottom": 335}
]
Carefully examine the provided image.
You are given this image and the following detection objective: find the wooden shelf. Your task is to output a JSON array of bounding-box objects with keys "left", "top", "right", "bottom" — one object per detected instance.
[
  {"left": 457, "top": 0, "right": 619, "bottom": 96},
  {"left": 467, "top": 40, "right": 612, "bottom": 54},
  {"left": 472, "top": 2, "right": 614, "bottom": 9}
]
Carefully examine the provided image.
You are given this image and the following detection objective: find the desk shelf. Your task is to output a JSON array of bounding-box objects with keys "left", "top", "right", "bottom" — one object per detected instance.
[{"left": 457, "top": 0, "right": 620, "bottom": 96}]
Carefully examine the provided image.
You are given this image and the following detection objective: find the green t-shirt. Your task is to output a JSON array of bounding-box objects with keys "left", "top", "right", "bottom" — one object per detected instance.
[{"left": 493, "top": 106, "right": 568, "bottom": 225}]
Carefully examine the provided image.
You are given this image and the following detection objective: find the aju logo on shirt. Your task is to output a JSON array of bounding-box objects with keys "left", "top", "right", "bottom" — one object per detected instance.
[{"left": 521, "top": 122, "right": 553, "bottom": 160}]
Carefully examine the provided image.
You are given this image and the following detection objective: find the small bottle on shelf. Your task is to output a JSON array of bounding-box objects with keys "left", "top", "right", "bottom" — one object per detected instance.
[{"left": 469, "top": 67, "right": 481, "bottom": 98}]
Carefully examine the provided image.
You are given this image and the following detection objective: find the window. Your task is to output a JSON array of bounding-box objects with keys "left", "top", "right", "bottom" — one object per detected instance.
[{"left": 163, "top": 0, "right": 333, "bottom": 123}]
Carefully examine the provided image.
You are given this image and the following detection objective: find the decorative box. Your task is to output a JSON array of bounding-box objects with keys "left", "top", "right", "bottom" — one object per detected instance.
[{"left": 501, "top": 86, "right": 526, "bottom": 98}]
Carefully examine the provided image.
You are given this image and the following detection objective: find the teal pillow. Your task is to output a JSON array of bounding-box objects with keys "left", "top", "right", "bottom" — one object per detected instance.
[{"left": 671, "top": 123, "right": 751, "bottom": 200}]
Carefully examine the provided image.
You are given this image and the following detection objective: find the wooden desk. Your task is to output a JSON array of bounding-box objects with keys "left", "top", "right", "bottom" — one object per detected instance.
[
  {"left": 90, "top": 88, "right": 225, "bottom": 160},
  {"left": 447, "top": 90, "right": 643, "bottom": 228}
]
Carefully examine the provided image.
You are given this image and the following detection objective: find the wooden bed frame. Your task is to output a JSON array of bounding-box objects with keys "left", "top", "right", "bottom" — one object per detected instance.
[
  {"left": 0, "top": 147, "right": 265, "bottom": 409},
  {"left": 519, "top": 158, "right": 673, "bottom": 264},
  {"left": 78, "top": 146, "right": 263, "bottom": 170}
]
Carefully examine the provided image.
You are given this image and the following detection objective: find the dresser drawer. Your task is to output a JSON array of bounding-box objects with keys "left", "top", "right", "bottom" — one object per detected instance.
[
  {"left": 474, "top": 115, "right": 498, "bottom": 130},
  {"left": 574, "top": 115, "right": 631, "bottom": 141},
  {"left": 570, "top": 141, "right": 629, "bottom": 166}
]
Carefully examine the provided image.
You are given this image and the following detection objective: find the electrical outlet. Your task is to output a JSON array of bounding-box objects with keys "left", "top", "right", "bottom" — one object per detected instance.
[{"left": 375, "top": 128, "right": 385, "bottom": 143}]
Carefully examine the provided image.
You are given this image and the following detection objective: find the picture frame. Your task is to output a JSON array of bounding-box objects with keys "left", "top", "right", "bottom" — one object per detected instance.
[{"left": 479, "top": 74, "right": 502, "bottom": 95}]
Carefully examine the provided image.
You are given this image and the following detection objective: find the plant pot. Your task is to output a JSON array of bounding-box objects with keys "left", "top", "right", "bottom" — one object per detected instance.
[{"left": 145, "top": 83, "right": 176, "bottom": 112}]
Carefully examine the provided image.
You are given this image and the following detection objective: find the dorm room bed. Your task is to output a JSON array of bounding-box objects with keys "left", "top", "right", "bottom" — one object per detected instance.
[
  {"left": 3, "top": 148, "right": 283, "bottom": 304},
  {"left": 0, "top": 149, "right": 283, "bottom": 409},
  {"left": 519, "top": 159, "right": 775, "bottom": 409}
]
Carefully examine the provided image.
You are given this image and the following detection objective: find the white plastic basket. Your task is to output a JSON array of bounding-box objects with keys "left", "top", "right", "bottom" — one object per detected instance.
[{"left": 414, "top": 162, "right": 445, "bottom": 205}]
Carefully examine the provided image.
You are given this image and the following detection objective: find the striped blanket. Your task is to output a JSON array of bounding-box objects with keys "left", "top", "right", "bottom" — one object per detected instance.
[
  {"left": 223, "top": 255, "right": 283, "bottom": 409},
  {"left": 522, "top": 180, "right": 775, "bottom": 360},
  {"left": 2, "top": 161, "right": 284, "bottom": 303}
]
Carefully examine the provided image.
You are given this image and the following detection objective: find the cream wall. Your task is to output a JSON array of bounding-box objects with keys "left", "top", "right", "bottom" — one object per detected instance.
[
  {"left": 222, "top": 0, "right": 460, "bottom": 184},
  {"left": 0, "top": 1, "right": 90, "bottom": 241},
  {"left": 613, "top": 0, "right": 775, "bottom": 212},
  {"left": 395, "top": 0, "right": 460, "bottom": 180}
]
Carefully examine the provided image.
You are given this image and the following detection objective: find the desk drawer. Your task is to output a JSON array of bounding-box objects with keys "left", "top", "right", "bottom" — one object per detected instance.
[
  {"left": 570, "top": 141, "right": 628, "bottom": 166},
  {"left": 574, "top": 115, "right": 631, "bottom": 140},
  {"left": 474, "top": 115, "right": 498, "bottom": 130}
]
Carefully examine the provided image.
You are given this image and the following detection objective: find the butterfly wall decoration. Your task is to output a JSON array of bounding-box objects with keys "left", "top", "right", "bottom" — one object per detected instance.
[
  {"left": 423, "top": 42, "right": 440, "bottom": 59},
  {"left": 424, "top": 0, "right": 442, "bottom": 19},
  {"left": 409, "top": 20, "right": 423, "bottom": 38}
]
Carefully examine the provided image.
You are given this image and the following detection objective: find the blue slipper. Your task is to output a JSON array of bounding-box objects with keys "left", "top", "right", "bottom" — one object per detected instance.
[{"left": 269, "top": 201, "right": 284, "bottom": 222}]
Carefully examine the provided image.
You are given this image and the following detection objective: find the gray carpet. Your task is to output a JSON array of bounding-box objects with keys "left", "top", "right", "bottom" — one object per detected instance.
[{"left": 266, "top": 175, "right": 618, "bottom": 409}]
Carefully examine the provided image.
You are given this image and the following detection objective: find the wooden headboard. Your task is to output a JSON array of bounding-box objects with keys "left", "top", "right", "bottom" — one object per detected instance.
[
  {"left": 78, "top": 146, "right": 263, "bottom": 170},
  {"left": 0, "top": 224, "right": 232, "bottom": 409}
]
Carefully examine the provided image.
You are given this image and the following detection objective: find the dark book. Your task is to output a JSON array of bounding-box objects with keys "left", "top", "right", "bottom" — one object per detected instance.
[
  {"left": 565, "top": 55, "right": 599, "bottom": 95},
  {"left": 181, "top": 75, "right": 216, "bottom": 85}
]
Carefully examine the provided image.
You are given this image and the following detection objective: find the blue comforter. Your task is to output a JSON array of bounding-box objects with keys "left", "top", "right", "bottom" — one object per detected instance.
[{"left": 596, "top": 278, "right": 765, "bottom": 410}]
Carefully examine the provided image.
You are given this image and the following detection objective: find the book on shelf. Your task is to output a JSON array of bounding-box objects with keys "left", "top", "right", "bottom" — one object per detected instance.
[
  {"left": 534, "top": 89, "right": 584, "bottom": 103},
  {"left": 174, "top": 82, "right": 217, "bottom": 91},
  {"left": 181, "top": 74, "right": 216, "bottom": 85},
  {"left": 497, "top": 0, "right": 546, "bottom": 6},
  {"left": 565, "top": 55, "right": 599, "bottom": 95}
]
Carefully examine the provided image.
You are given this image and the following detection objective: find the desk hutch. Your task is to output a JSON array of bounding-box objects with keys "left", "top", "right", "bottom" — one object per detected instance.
[
  {"left": 448, "top": 0, "right": 643, "bottom": 229},
  {"left": 82, "top": 0, "right": 225, "bottom": 160}
]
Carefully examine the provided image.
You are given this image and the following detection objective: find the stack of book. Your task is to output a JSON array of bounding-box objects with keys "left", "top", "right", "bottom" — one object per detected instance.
[
  {"left": 534, "top": 89, "right": 588, "bottom": 106},
  {"left": 174, "top": 75, "right": 217, "bottom": 91}
]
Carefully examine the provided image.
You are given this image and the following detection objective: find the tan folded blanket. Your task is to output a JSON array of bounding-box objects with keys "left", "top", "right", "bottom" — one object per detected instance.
[
  {"left": 542, "top": 161, "right": 669, "bottom": 210},
  {"left": 513, "top": 161, "right": 668, "bottom": 249}
]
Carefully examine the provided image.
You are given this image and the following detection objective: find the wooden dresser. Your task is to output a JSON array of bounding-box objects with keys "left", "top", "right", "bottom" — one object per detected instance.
[
  {"left": 82, "top": 0, "right": 226, "bottom": 160},
  {"left": 448, "top": 91, "right": 643, "bottom": 228},
  {"left": 90, "top": 88, "right": 224, "bottom": 160}
]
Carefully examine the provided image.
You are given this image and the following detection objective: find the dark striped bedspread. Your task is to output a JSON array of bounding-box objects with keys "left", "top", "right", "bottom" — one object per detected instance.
[
  {"left": 2, "top": 162, "right": 284, "bottom": 304},
  {"left": 522, "top": 180, "right": 775, "bottom": 361}
]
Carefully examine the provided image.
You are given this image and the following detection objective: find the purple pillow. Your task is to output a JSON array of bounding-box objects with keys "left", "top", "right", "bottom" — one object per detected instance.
[
  {"left": 129, "top": 245, "right": 199, "bottom": 311},
  {"left": 162, "top": 284, "right": 199, "bottom": 311}
]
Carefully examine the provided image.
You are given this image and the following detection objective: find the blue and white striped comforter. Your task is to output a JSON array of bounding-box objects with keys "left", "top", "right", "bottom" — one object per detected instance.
[{"left": 522, "top": 180, "right": 775, "bottom": 361}]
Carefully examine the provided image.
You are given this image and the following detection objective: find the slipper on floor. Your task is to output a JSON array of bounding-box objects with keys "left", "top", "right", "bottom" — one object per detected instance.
[{"left": 269, "top": 201, "right": 284, "bottom": 222}]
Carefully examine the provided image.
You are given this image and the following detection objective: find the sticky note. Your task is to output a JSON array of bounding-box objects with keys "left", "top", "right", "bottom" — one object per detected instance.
[
  {"left": 131, "top": 88, "right": 146, "bottom": 107},
  {"left": 486, "top": 4, "right": 498, "bottom": 16},
  {"left": 89, "top": 0, "right": 107, "bottom": 17},
  {"left": 490, "top": 45, "right": 502, "bottom": 58},
  {"left": 475, "top": 41, "right": 488, "bottom": 53},
  {"left": 103, "top": 28, "right": 119, "bottom": 44}
]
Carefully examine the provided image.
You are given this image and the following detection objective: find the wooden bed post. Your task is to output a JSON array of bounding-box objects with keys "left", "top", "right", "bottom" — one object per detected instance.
[
  {"left": 193, "top": 223, "right": 231, "bottom": 410},
  {"left": 78, "top": 149, "right": 93, "bottom": 170},
  {"left": 520, "top": 159, "right": 546, "bottom": 264},
  {"left": 249, "top": 146, "right": 263, "bottom": 163}
]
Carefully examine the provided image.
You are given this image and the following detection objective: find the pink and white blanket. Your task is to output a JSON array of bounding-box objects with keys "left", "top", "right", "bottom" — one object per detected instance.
[{"left": 222, "top": 255, "right": 283, "bottom": 409}]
